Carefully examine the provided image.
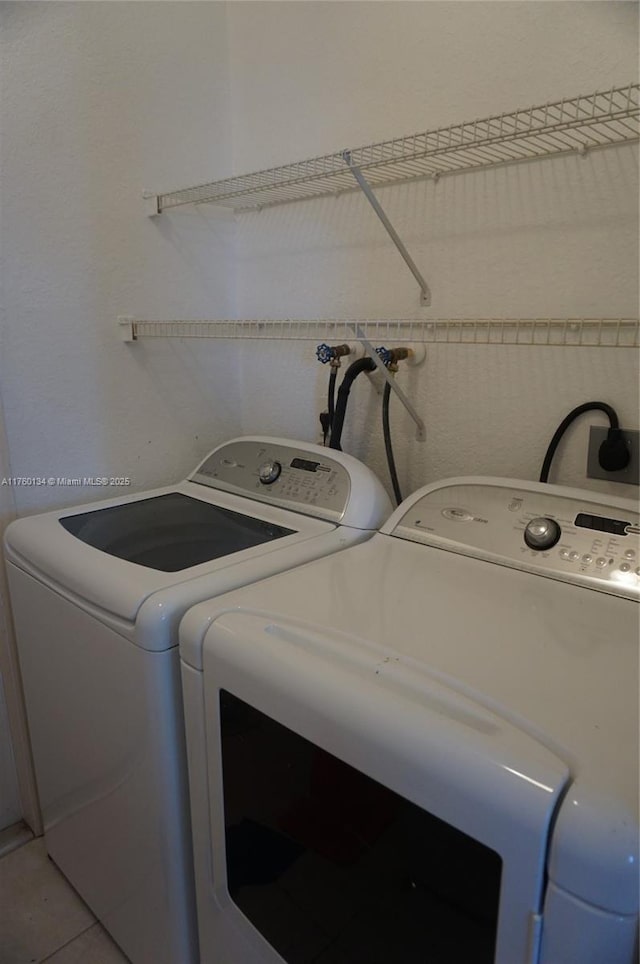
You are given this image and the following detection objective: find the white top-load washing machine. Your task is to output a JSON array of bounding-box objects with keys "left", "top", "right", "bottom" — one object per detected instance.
[
  {"left": 179, "top": 477, "right": 639, "bottom": 964},
  {"left": 4, "top": 436, "right": 391, "bottom": 964}
]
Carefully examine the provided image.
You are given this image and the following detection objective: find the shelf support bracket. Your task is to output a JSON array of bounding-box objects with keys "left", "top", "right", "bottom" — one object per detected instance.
[
  {"left": 143, "top": 192, "right": 161, "bottom": 217},
  {"left": 118, "top": 316, "right": 136, "bottom": 342},
  {"left": 343, "top": 150, "right": 431, "bottom": 307},
  {"left": 350, "top": 324, "right": 426, "bottom": 442}
]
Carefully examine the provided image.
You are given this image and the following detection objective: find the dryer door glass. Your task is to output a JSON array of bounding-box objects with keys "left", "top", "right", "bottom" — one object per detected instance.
[
  {"left": 220, "top": 690, "right": 502, "bottom": 964},
  {"left": 59, "top": 494, "right": 294, "bottom": 572}
]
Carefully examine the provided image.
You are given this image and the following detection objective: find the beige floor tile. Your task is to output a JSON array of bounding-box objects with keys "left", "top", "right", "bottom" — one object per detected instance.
[
  {"left": 41, "top": 923, "right": 130, "bottom": 963},
  {"left": 0, "top": 838, "right": 95, "bottom": 964}
]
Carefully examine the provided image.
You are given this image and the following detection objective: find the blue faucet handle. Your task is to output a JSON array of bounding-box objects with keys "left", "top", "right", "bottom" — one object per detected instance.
[
  {"left": 376, "top": 346, "right": 392, "bottom": 367},
  {"left": 316, "top": 343, "right": 335, "bottom": 364}
]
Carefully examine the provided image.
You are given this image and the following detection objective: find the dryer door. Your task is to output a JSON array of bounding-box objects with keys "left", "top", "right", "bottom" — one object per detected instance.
[{"left": 199, "top": 612, "right": 570, "bottom": 964}]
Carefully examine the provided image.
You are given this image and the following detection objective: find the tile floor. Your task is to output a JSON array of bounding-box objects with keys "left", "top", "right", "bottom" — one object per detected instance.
[{"left": 0, "top": 834, "right": 130, "bottom": 964}]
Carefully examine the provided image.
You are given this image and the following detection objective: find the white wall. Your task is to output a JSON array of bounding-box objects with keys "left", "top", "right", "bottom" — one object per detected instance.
[
  {"left": 0, "top": 392, "right": 22, "bottom": 831},
  {"left": 0, "top": 0, "right": 242, "bottom": 828},
  {"left": 227, "top": 1, "right": 639, "bottom": 497},
  {"left": 4, "top": 0, "right": 635, "bottom": 511},
  {"left": 1, "top": 1, "right": 242, "bottom": 518}
]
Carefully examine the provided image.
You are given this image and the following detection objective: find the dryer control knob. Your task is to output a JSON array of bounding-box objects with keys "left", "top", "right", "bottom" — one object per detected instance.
[
  {"left": 524, "top": 517, "right": 561, "bottom": 550},
  {"left": 258, "top": 460, "right": 282, "bottom": 485}
]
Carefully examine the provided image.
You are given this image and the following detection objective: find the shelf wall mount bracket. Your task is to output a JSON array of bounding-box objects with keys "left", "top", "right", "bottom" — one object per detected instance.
[
  {"left": 143, "top": 192, "right": 161, "bottom": 217},
  {"left": 343, "top": 150, "right": 432, "bottom": 307},
  {"left": 118, "top": 317, "right": 136, "bottom": 342}
]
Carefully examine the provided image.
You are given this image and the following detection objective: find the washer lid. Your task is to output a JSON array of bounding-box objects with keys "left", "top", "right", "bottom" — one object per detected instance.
[
  {"left": 58, "top": 492, "right": 294, "bottom": 572},
  {"left": 4, "top": 482, "right": 334, "bottom": 622}
]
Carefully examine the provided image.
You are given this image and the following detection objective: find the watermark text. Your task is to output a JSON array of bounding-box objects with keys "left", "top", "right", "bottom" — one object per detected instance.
[{"left": 1, "top": 477, "right": 131, "bottom": 487}]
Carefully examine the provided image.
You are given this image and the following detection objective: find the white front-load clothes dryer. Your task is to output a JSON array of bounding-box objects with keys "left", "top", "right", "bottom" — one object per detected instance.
[
  {"left": 4, "top": 436, "right": 391, "bottom": 964},
  {"left": 179, "top": 477, "right": 639, "bottom": 964}
]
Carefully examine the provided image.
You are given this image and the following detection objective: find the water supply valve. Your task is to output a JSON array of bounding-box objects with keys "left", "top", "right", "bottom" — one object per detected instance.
[
  {"left": 316, "top": 343, "right": 358, "bottom": 368},
  {"left": 316, "top": 343, "right": 336, "bottom": 365},
  {"left": 376, "top": 346, "right": 411, "bottom": 371},
  {"left": 375, "top": 345, "right": 425, "bottom": 370},
  {"left": 375, "top": 346, "right": 394, "bottom": 368}
]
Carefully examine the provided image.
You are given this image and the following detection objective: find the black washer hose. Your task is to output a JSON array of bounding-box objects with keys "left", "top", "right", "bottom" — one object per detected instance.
[
  {"left": 327, "top": 369, "right": 337, "bottom": 434},
  {"left": 382, "top": 381, "right": 403, "bottom": 505},
  {"left": 539, "top": 401, "right": 627, "bottom": 483},
  {"left": 329, "top": 357, "right": 376, "bottom": 451},
  {"left": 320, "top": 369, "right": 338, "bottom": 445}
]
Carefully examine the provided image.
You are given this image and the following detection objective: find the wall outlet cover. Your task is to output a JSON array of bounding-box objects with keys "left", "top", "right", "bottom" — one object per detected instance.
[{"left": 587, "top": 426, "right": 639, "bottom": 486}]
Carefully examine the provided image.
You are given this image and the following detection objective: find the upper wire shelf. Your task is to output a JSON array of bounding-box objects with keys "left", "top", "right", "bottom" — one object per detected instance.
[
  {"left": 119, "top": 318, "right": 640, "bottom": 348},
  {"left": 150, "top": 83, "right": 639, "bottom": 214}
]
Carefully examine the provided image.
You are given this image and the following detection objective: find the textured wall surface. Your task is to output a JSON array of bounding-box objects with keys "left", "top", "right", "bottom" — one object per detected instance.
[
  {"left": 2, "top": 1, "right": 637, "bottom": 507},
  {"left": 0, "top": 388, "right": 21, "bottom": 830},
  {"left": 227, "top": 1, "right": 639, "bottom": 498},
  {"left": 0, "top": 1, "right": 240, "bottom": 828},
  {"left": 1, "top": 2, "right": 241, "bottom": 516}
]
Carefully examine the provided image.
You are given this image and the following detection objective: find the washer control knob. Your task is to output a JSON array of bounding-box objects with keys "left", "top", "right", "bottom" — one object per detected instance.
[
  {"left": 258, "top": 460, "right": 282, "bottom": 485},
  {"left": 524, "top": 517, "right": 561, "bottom": 551}
]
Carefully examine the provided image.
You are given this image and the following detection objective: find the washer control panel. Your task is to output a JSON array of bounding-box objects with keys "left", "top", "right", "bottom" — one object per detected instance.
[
  {"left": 389, "top": 478, "right": 640, "bottom": 599},
  {"left": 191, "top": 439, "right": 351, "bottom": 521}
]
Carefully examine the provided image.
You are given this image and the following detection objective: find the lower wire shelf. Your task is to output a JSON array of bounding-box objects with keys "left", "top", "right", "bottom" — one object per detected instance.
[{"left": 119, "top": 318, "right": 640, "bottom": 349}]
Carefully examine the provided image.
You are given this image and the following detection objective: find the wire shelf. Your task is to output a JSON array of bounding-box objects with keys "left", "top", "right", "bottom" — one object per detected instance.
[
  {"left": 120, "top": 318, "right": 640, "bottom": 348},
  {"left": 152, "top": 84, "right": 639, "bottom": 213}
]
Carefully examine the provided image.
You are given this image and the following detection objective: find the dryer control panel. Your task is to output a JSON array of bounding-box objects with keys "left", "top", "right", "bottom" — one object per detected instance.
[
  {"left": 190, "top": 436, "right": 393, "bottom": 529},
  {"left": 385, "top": 478, "right": 640, "bottom": 599}
]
